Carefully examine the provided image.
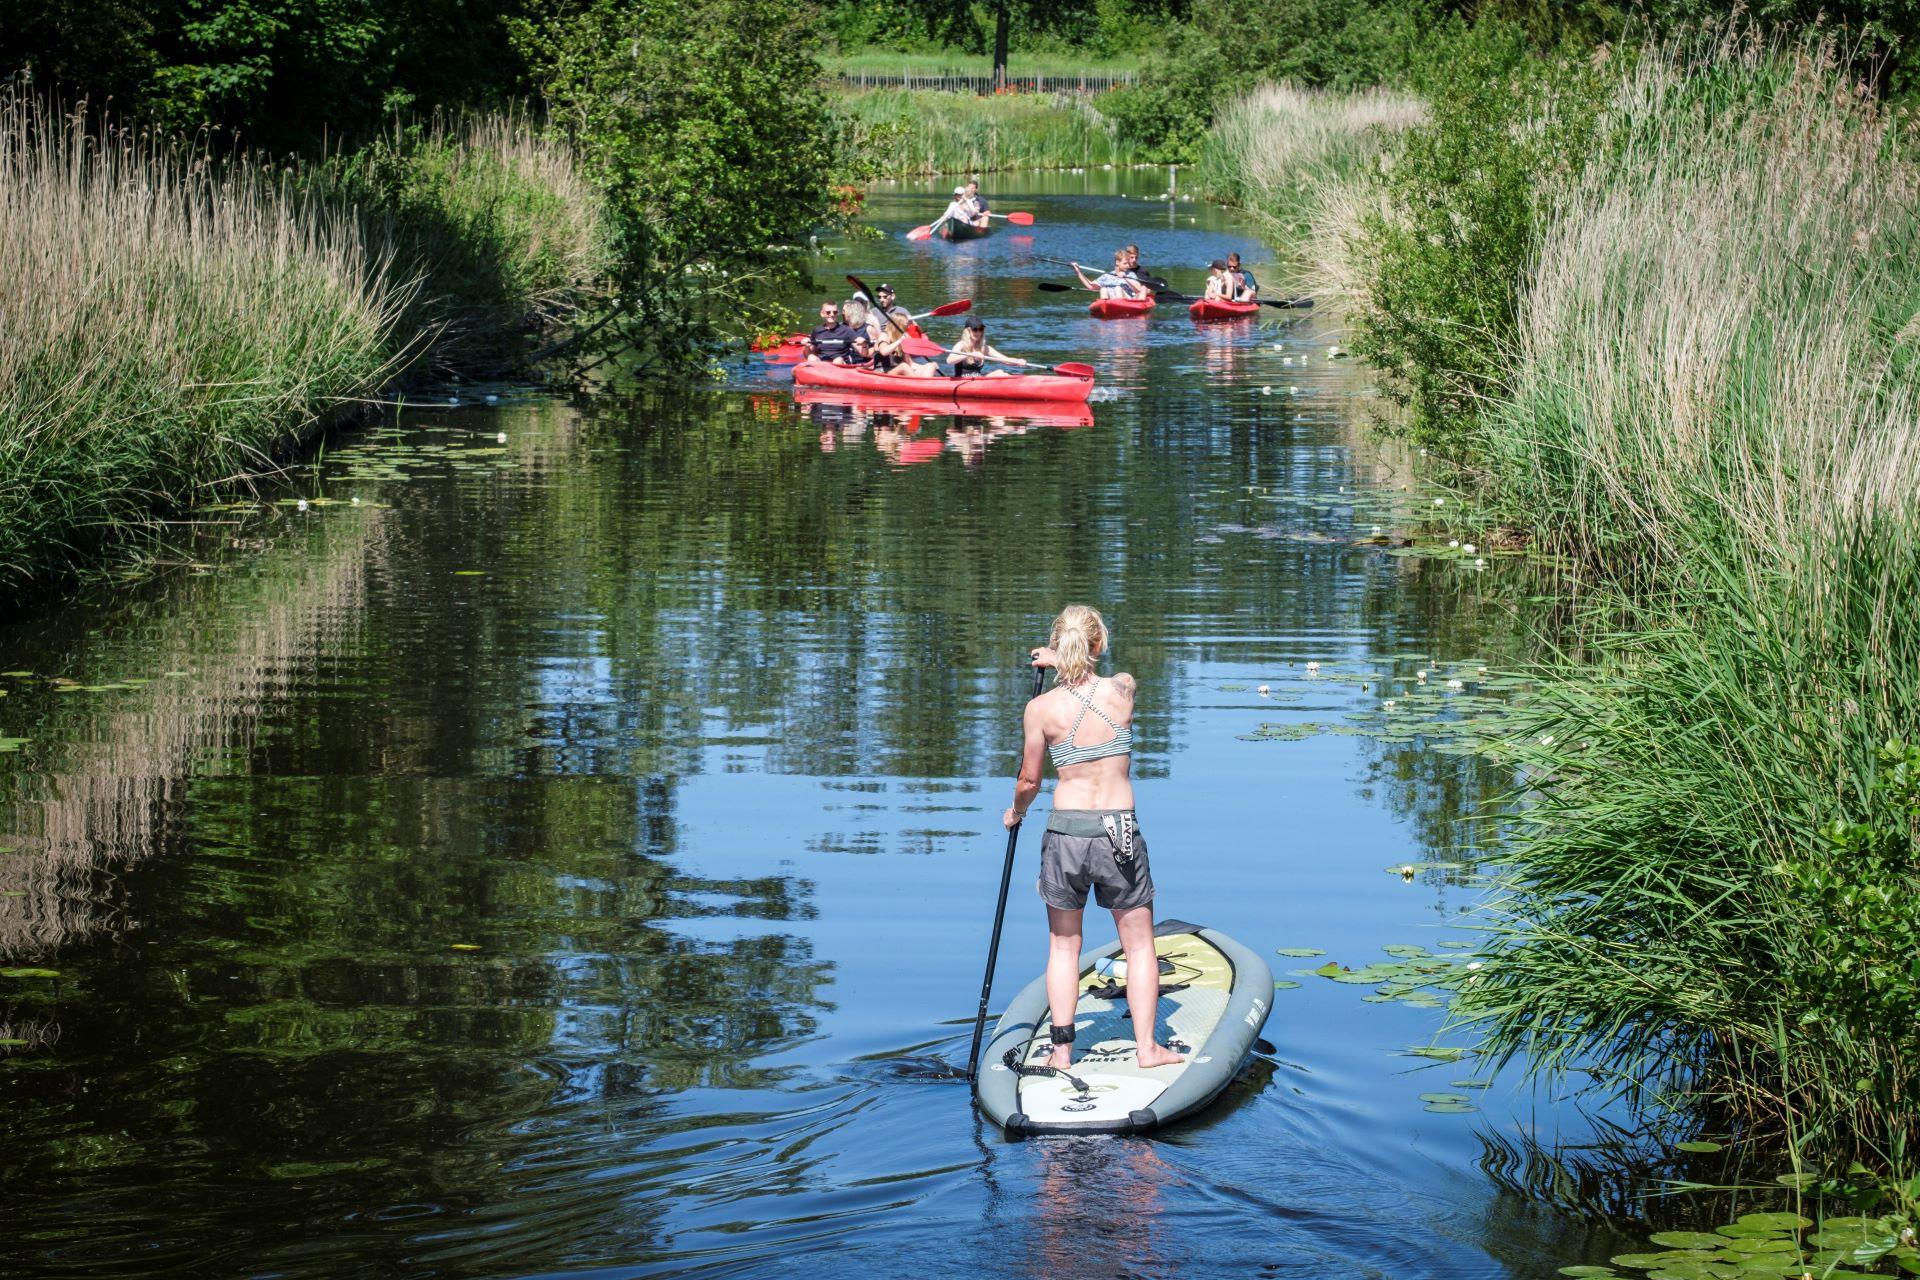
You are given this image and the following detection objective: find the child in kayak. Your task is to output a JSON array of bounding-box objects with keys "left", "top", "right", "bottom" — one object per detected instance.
[
  {"left": 1203, "top": 259, "right": 1236, "bottom": 300},
  {"left": 1073, "top": 252, "right": 1153, "bottom": 302},
  {"left": 1227, "top": 252, "right": 1258, "bottom": 302}
]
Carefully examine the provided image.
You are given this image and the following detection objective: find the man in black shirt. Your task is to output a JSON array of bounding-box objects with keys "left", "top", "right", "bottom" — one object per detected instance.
[{"left": 802, "top": 301, "right": 860, "bottom": 361}]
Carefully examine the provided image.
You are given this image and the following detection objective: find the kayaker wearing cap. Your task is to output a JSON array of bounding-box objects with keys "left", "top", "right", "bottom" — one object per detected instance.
[
  {"left": 1203, "top": 260, "right": 1236, "bottom": 300},
  {"left": 1072, "top": 251, "right": 1153, "bottom": 302},
  {"left": 801, "top": 301, "right": 860, "bottom": 362},
  {"left": 940, "top": 187, "right": 972, "bottom": 229},
  {"left": 1005, "top": 605, "right": 1183, "bottom": 1073},
  {"left": 1227, "top": 252, "right": 1258, "bottom": 302},
  {"left": 946, "top": 318, "right": 1026, "bottom": 377}
]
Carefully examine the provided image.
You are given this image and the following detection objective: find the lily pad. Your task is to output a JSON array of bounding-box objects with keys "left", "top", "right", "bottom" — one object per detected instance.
[
  {"left": 1272, "top": 980, "right": 1302, "bottom": 990},
  {"left": 1418, "top": 1092, "right": 1470, "bottom": 1105},
  {"left": 1422, "top": 1099, "right": 1475, "bottom": 1114},
  {"left": 1736, "top": 1213, "right": 1809, "bottom": 1232},
  {"left": 1383, "top": 944, "right": 1429, "bottom": 957},
  {"left": 1649, "top": 1233, "right": 1730, "bottom": 1250},
  {"left": 1274, "top": 948, "right": 1325, "bottom": 957},
  {"left": 1675, "top": 1140, "right": 1724, "bottom": 1154},
  {"left": 1559, "top": 1269, "right": 1619, "bottom": 1278}
]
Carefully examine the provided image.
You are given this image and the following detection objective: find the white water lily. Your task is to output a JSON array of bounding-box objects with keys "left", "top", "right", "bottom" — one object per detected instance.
[
  {"left": 1305, "top": 661, "right": 1321, "bottom": 675},
  {"left": 1398, "top": 864, "right": 1416, "bottom": 879},
  {"left": 1466, "top": 961, "right": 1483, "bottom": 971},
  {"left": 1477, "top": 666, "right": 1487, "bottom": 676},
  {"left": 350, "top": 496, "right": 361, "bottom": 506},
  {"left": 1261, "top": 386, "right": 1272, "bottom": 395},
  {"left": 1462, "top": 543, "right": 1477, "bottom": 555},
  {"left": 1432, "top": 497, "right": 1445, "bottom": 507},
  {"left": 1448, "top": 539, "right": 1459, "bottom": 548},
  {"left": 1416, "top": 669, "right": 1428, "bottom": 681},
  {"left": 1447, "top": 678, "right": 1464, "bottom": 691},
  {"left": 484, "top": 394, "right": 499, "bottom": 404},
  {"left": 1288, "top": 385, "right": 1299, "bottom": 394},
  {"left": 1257, "top": 684, "right": 1270, "bottom": 696},
  {"left": 496, "top": 432, "right": 508, "bottom": 444},
  {"left": 296, "top": 499, "right": 308, "bottom": 512},
  {"left": 1474, "top": 557, "right": 1486, "bottom": 568},
  {"left": 1540, "top": 734, "right": 1554, "bottom": 746}
]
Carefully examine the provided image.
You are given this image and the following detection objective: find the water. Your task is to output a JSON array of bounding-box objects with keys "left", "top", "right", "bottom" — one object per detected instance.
[{"left": 0, "top": 171, "right": 1641, "bottom": 1277}]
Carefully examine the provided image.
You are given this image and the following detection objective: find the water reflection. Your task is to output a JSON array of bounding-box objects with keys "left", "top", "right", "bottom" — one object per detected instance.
[{"left": 0, "top": 170, "right": 1617, "bottom": 1280}]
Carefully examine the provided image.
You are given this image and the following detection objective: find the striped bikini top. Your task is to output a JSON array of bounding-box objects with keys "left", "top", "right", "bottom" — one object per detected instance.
[{"left": 1048, "top": 678, "right": 1134, "bottom": 768}]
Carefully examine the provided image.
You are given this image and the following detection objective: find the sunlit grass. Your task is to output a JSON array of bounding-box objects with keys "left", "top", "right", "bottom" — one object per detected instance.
[
  {"left": 826, "top": 49, "right": 1141, "bottom": 80},
  {"left": 835, "top": 88, "right": 1143, "bottom": 175}
]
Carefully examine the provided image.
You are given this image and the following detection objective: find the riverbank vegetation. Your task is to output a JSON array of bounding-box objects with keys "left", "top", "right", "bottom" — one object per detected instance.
[
  {"left": 835, "top": 88, "right": 1141, "bottom": 175},
  {"left": 2, "top": 0, "right": 844, "bottom": 594},
  {"left": 1198, "top": 10, "right": 1920, "bottom": 1180}
]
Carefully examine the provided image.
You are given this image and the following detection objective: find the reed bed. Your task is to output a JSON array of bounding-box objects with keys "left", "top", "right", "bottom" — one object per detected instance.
[
  {"left": 308, "top": 112, "right": 612, "bottom": 348},
  {"left": 1195, "top": 83, "right": 1424, "bottom": 234},
  {"left": 835, "top": 88, "right": 1141, "bottom": 175},
  {"left": 1451, "top": 31, "right": 1920, "bottom": 1161},
  {"left": 0, "top": 95, "right": 404, "bottom": 589},
  {"left": 0, "top": 100, "right": 608, "bottom": 591}
]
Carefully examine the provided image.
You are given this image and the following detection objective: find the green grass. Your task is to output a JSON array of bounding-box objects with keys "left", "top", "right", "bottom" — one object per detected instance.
[
  {"left": 0, "top": 98, "right": 608, "bottom": 593},
  {"left": 835, "top": 87, "right": 1144, "bottom": 176},
  {"left": 826, "top": 49, "right": 1141, "bottom": 79}
]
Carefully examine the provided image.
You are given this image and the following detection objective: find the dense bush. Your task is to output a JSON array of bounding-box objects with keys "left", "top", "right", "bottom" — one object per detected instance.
[{"left": 1346, "top": 30, "right": 1609, "bottom": 453}]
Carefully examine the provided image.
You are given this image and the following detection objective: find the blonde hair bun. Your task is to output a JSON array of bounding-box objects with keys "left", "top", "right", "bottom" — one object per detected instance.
[{"left": 1049, "top": 605, "right": 1109, "bottom": 686}]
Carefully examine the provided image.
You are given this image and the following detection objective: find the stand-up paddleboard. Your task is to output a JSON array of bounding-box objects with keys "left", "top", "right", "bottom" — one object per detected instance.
[{"left": 974, "top": 918, "right": 1272, "bottom": 1136}]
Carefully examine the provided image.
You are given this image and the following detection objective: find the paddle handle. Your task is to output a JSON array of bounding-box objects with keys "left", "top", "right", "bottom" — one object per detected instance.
[{"left": 966, "top": 663, "right": 1049, "bottom": 1083}]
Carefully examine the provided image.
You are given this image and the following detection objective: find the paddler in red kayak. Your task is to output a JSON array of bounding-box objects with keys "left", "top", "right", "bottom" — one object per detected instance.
[
  {"left": 1203, "top": 259, "right": 1237, "bottom": 301},
  {"left": 1227, "top": 252, "right": 1259, "bottom": 302},
  {"left": 799, "top": 300, "right": 861, "bottom": 362},
  {"left": 1072, "top": 251, "right": 1153, "bottom": 302},
  {"left": 943, "top": 317, "right": 1026, "bottom": 377}
]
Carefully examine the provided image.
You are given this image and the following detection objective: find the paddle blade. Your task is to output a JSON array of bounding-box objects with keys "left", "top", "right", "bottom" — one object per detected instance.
[
  {"left": 1004, "top": 211, "right": 1034, "bottom": 225},
  {"left": 906, "top": 225, "right": 934, "bottom": 241},
  {"left": 1053, "top": 362, "right": 1096, "bottom": 379},
  {"left": 927, "top": 299, "right": 973, "bottom": 317},
  {"left": 1036, "top": 282, "right": 1075, "bottom": 293},
  {"left": 763, "top": 347, "right": 806, "bottom": 364},
  {"left": 902, "top": 337, "right": 948, "bottom": 358}
]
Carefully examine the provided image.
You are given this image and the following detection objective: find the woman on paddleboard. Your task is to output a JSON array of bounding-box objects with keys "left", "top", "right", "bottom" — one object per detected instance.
[{"left": 1003, "top": 605, "right": 1184, "bottom": 1072}]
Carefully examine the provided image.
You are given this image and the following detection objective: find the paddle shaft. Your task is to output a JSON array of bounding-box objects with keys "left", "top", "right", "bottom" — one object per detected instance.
[{"left": 966, "top": 664, "right": 1049, "bottom": 1083}]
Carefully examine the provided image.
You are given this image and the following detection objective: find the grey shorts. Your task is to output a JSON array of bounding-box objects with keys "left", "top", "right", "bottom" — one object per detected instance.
[{"left": 1038, "top": 809, "right": 1154, "bottom": 912}]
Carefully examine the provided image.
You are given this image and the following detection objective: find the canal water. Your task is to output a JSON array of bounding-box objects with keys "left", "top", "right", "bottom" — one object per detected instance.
[{"left": 0, "top": 171, "right": 1637, "bottom": 1277}]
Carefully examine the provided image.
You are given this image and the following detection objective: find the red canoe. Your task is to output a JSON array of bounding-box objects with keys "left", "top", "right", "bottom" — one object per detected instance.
[
  {"left": 793, "top": 388, "right": 1093, "bottom": 429},
  {"left": 1189, "top": 298, "right": 1260, "bottom": 321},
  {"left": 1089, "top": 297, "right": 1156, "bottom": 320},
  {"left": 792, "top": 360, "right": 1093, "bottom": 403}
]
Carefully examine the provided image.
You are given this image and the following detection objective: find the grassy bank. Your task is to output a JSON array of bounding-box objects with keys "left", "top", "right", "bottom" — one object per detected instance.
[
  {"left": 835, "top": 88, "right": 1143, "bottom": 175},
  {"left": 1193, "top": 83, "right": 1422, "bottom": 264},
  {"left": 1211, "top": 31, "right": 1920, "bottom": 1170},
  {"left": 1457, "top": 32, "right": 1920, "bottom": 1164},
  {"left": 0, "top": 97, "right": 608, "bottom": 593}
]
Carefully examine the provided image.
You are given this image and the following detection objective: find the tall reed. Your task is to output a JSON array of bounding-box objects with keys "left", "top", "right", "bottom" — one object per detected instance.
[
  {"left": 1195, "top": 83, "right": 1424, "bottom": 235},
  {"left": 0, "top": 95, "right": 405, "bottom": 589},
  {"left": 307, "top": 111, "right": 612, "bottom": 349},
  {"left": 835, "top": 88, "right": 1141, "bottom": 175},
  {"left": 1453, "top": 31, "right": 1920, "bottom": 1161}
]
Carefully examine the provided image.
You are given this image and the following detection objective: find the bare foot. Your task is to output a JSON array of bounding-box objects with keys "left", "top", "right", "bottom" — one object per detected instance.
[
  {"left": 1136, "top": 1042, "right": 1185, "bottom": 1069},
  {"left": 1047, "top": 1045, "right": 1074, "bottom": 1070}
]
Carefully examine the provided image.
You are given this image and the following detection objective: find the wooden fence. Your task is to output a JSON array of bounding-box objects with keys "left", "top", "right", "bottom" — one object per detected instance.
[{"left": 835, "top": 71, "right": 1138, "bottom": 95}]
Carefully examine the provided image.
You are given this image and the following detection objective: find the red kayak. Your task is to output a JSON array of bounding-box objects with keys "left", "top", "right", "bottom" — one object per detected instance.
[
  {"left": 1089, "top": 297, "right": 1155, "bottom": 320},
  {"left": 794, "top": 388, "right": 1093, "bottom": 429},
  {"left": 792, "top": 360, "right": 1093, "bottom": 403},
  {"left": 1189, "top": 298, "right": 1260, "bottom": 321}
]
